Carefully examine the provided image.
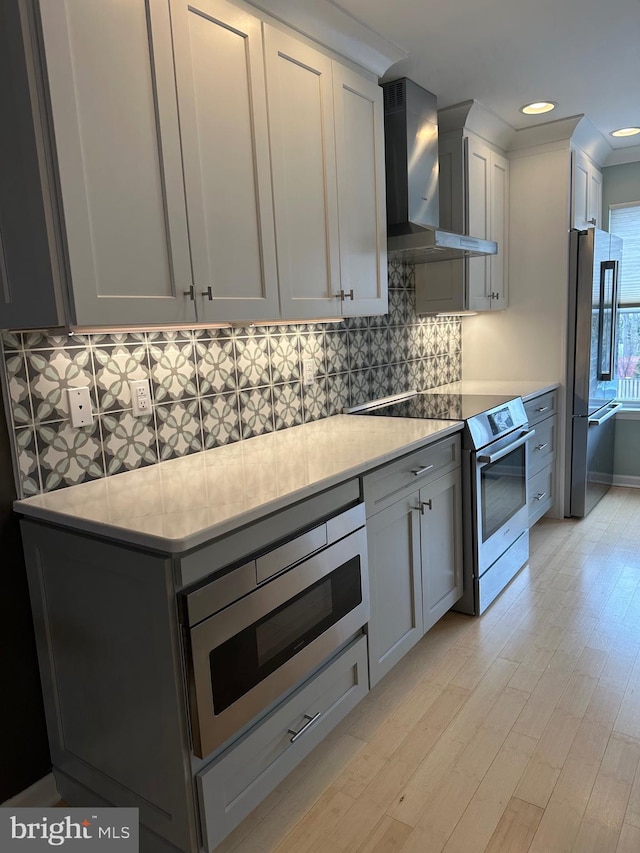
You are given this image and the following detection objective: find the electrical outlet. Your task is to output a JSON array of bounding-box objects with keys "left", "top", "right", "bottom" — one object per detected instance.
[
  {"left": 129, "top": 379, "right": 152, "bottom": 417},
  {"left": 67, "top": 387, "right": 94, "bottom": 428},
  {"left": 303, "top": 359, "right": 315, "bottom": 385}
]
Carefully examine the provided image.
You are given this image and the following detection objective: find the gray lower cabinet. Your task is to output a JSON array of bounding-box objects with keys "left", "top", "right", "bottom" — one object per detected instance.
[
  {"left": 197, "top": 636, "right": 368, "bottom": 852},
  {"left": 524, "top": 390, "right": 559, "bottom": 525},
  {"left": 421, "top": 468, "right": 463, "bottom": 633},
  {"left": 367, "top": 492, "right": 423, "bottom": 686},
  {"left": 363, "top": 434, "right": 463, "bottom": 687},
  {"left": 19, "top": 477, "right": 369, "bottom": 853}
]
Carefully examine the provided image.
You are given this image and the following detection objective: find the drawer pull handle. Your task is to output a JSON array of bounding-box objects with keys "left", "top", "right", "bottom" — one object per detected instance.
[
  {"left": 535, "top": 443, "right": 549, "bottom": 451},
  {"left": 534, "top": 492, "right": 547, "bottom": 501},
  {"left": 412, "top": 500, "right": 433, "bottom": 515},
  {"left": 288, "top": 711, "right": 322, "bottom": 744},
  {"left": 536, "top": 405, "right": 550, "bottom": 413},
  {"left": 411, "top": 464, "right": 434, "bottom": 477}
]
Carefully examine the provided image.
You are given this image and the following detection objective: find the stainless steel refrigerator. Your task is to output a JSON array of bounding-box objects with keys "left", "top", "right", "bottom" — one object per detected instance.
[{"left": 566, "top": 227, "right": 623, "bottom": 517}]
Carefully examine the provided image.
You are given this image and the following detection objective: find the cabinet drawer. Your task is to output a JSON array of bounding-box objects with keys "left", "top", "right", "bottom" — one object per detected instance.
[
  {"left": 529, "top": 463, "right": 554, "bottom": 526},
  {"left": 524, "top": 389, "right": 558, "bottom": 426},
  {"left": 197, "top": 635, "right": 368, "bottom": 851},
  {"left": 528, "top": 415, "right": 557, "bottom": 477},
  {"left": 362, "top": 434, "right": 461, "bottom": 517}
]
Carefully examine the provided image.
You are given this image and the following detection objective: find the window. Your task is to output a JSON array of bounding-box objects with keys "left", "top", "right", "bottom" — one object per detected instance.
[{"left": 609, "top": 202, "right": 640, "bottom": 404}]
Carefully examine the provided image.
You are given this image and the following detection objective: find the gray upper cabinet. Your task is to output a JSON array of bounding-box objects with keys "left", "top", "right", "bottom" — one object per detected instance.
[
  {"left": 170, "top": 0, "right": 280, "bottom": 323},
  {"left": 264, "top": 26, "right": 342, "bottom": 320},
  {"left": 38, "top": 0, "right": 196, "bottom": 326}
]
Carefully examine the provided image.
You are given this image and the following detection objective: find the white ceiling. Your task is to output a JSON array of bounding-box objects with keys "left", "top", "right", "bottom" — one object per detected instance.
[{"left": 332, "top": 0, "right": 640, "bottom": 152}]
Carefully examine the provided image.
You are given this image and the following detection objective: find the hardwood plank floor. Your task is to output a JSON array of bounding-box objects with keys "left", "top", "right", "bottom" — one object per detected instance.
[{"left": 218, "top": 487, "right": 640, "bottom": 853}]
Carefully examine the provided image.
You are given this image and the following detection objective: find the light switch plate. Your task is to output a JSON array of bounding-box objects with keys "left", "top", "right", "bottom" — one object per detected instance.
[{"left": 67, "top": 387, "right": 93, "bottom": 428}]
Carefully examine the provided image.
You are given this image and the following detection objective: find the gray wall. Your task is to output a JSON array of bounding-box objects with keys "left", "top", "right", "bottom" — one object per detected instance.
[
  {"left": 602, "top": 160, "right": 640, "bottom": 221},
  {"left": 602, "top": 160, "right": 640, "bottom": 481}
]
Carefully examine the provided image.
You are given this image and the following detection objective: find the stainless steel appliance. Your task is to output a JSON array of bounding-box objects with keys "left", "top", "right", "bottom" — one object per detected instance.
[
  {"left": 566, "top": 228, "right": 623, "bottom": 517},
  {"left": 182, "top": 504, "right": 369, "bottom": 758},
  {"left": 346, "top": 392, "right": 533, "bottom": 615},
  {"left": 382, "top": 78, "right": 497, "bottom": 263}
]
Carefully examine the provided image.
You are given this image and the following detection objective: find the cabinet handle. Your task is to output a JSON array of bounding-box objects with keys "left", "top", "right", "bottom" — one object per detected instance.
[
  {"left": 337, "top": 289, "right": 354, "bottom": 302},
  {"left": 183, "top": 286, "right": 195, "bottom": 301},
  {"left": 411, "top": 464, "right": 434, "bottom": 477},
  {"left": 490, "top": 292, "right": 500, "bottom": 300},
  {"left": 536, "top": 405, "right": 550, "bottom": 413},
  {"left": 288, "top": 711, "right": 321, "bottom": 744},
  {"left": 535, "top": 443, "right": 549, "bottom": 451},
  {"left": 411, "top": 500, "right": 432, "bottom": 515},
  {"left": 201, "top": 286, "right": 213, "bottom": 301},
  {"left": 534, "top": 492, "right": 547, "bottom": 501},
  {"left": 588, "top": 217, "right": 597, "bottom": 225}
]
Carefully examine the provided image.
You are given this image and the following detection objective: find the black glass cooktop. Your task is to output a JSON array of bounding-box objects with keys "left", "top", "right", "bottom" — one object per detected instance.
[{"left": 353, "top": 392, "right": 518, "bottom": 421}]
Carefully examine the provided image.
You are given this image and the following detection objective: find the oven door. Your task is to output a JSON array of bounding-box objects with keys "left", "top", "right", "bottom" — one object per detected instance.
[
  {"left": 474, "top": 428, "right": 534, "bottom": 574},
  {"left": 187, "top": 526, "right": 368, "bottom": 758}
]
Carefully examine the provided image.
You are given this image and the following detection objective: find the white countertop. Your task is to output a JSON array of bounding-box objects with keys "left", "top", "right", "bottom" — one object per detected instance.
[
  {"left": 15, "top": 415, "right": 462, "bottom": 554},
  {"left": 429, "top": 380, "right": 560, "bottom": 403}
]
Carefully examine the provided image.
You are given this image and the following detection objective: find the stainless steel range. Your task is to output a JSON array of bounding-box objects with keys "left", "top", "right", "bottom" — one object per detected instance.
[{"left": 346, "top": 391, "right": 534, "bottom": 615}]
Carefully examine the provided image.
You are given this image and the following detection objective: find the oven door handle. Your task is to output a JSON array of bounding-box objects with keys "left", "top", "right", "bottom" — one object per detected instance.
[{"left": 477, "top": 428, "right": 536, "bottom": 464}]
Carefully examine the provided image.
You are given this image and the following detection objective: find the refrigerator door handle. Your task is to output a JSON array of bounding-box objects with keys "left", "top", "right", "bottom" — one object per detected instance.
[
  {"left": 597, "top": 259, "right": 619, "bottom": 382},
  {"left": 588, "top": 402, "right": 623, "bottom": 426}
]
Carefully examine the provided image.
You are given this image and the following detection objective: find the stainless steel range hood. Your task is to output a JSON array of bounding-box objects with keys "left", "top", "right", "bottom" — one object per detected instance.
[{"left": 383, "top": 78, "right": 497, "bottom": 263}]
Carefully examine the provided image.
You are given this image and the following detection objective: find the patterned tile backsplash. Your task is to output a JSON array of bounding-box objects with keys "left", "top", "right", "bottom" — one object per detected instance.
[{"left": 0, "top": 262, "right": 462, "bottom": 496}]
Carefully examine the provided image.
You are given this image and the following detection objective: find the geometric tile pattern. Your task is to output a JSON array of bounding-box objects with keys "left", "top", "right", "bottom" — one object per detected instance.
[{"left": 0, "top": 260, "right": 462, "bottom": 495}]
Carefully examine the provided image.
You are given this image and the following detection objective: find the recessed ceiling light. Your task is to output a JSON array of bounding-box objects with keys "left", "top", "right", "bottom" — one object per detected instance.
[
  {"left": 520, "top": 101, "right": 557, "bottom": 115},
  {"left": 610, "top": 127, "right": 640, "bottom": 138}
]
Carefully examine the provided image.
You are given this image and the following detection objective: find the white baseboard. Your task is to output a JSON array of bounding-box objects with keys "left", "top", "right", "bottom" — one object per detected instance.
[
  {"left": 1, "top": 773, "right": 59, "bottom": 808},
  {"left": 612, "top": 475, "right": 640, "bottom": 489}
]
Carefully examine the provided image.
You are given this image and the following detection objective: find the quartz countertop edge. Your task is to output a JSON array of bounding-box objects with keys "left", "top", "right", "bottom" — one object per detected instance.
[
  {"left": 14, "top": 415, "right": 463, "bottom": 554},
  {"left": 428, "top": 380, "right": 560, "bottom": 402}
]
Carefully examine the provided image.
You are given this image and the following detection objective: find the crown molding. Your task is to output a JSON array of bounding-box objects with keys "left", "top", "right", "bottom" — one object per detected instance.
[
  {"left": 244, "top": 0, "right": 406, "bottom": 76},
  {"left": 438, "top": 100, "right": 515, "bottom": 151}
]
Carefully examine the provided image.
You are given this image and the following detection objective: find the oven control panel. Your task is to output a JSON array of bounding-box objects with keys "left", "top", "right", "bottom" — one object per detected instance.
[{"left": 466, "top": 397, "right": 528, "bottom": 450}]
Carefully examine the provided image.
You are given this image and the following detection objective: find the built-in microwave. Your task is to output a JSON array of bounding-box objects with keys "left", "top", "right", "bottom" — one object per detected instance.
[{"left": 182, "top": 504, "right": 369, "bottom": 759}]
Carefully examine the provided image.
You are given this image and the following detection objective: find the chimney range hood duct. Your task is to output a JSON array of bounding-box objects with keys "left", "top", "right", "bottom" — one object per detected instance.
[{"left": 383, "top": 78, "right": 497, "bottom": 263}]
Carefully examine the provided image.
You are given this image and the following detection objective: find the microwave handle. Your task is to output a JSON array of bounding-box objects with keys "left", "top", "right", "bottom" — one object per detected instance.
[{"left": 477, "top": 428, "right": 535, "bottom": 464}]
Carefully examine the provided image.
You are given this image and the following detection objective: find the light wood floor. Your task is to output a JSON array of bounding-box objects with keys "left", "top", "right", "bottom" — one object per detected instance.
[{"left": 218, "top": 487, "right": 640, "bottom": 853}]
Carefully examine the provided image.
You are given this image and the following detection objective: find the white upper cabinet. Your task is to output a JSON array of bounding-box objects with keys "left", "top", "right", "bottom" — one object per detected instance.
[
  {"left": 39, "top": 0, "right": 196, "bottom": 326},
  {"left": 171, "top": 0, "right": 280, "bottom": 323},
  {"left": 417, "top": 130, "right": 508, "bottom": 314},
  {"left": 333, "top": 66, "right": 388, "bottom": 316},
  {"left": 264, "top": 26, "right": 341, "bottom": 320},
  {"left": 466, "top": 134, "right": 509, "bottom": 311},
  {"left": 0, "top": 0, "right": 387, "bottom": 329},
  {"left": 571, "top": 148, "right": 602, "bottom": 230},
  {"left": 264, "top": 26, "right": 388, "bottom": 319}
]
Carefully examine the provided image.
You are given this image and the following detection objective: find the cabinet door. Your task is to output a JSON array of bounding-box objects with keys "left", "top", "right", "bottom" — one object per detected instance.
[
  {"left": 420, "top": 469, "right": 463, "bottom": 633},
  {"left": 466, "top": 135, "right": 492, "bottom": 312},
  {"left": 333, "top": 66, "right": 387, "bottom": 316},
  {"left": 572, "top": 149, "right": 591, "bottom": 230},
  {"left": 171, "top": 0, "right": 280, "bottom": 323},
  {"left": 489, "top": 150, "right": 509, "bottom": 309},
  {"left": 0, "top": 1, "right": 64, "bottom": 329},
  {"left": 39, "top": 1, "right": 196, "bottom": 326},
  {"left": 367, "top": 494, "right": 423, "bottom": 687},
  {"left": 264, "top": 25, "right": 341, "bottom": 320},
  {"left": 588, "top": 166, "right": 603, "bottom": 230}
]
